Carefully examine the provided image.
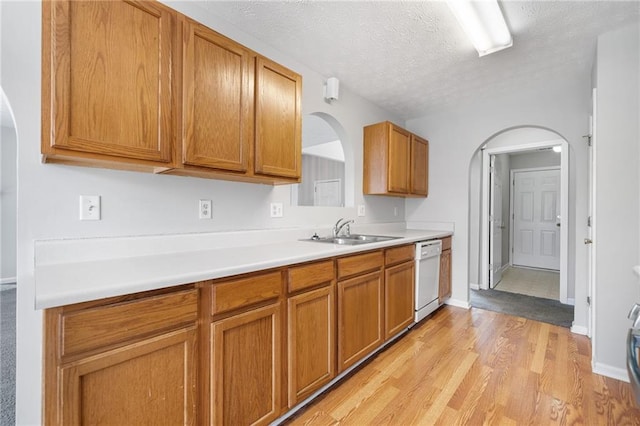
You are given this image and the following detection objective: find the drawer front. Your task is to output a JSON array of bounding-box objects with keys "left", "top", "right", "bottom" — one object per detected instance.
[
  {"left": 441, "top": 236, "right": 452, "bottom": 251},
  {"left": 288, "top": 259, "right": 334, "bottom": 293},
  {"left": 211, "top": 271, "right": 282, "bottom": 315},
  {"left": 385, "top": 244, "right": 415, "bottom": 266},
  {"left": 337, "top": 251, "right": 383, "bottom": 279},
  {"left": 61, "top": 289, "right": 198, "bottom": 357}
]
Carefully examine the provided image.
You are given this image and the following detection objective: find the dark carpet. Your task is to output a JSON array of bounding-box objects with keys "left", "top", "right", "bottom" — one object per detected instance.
[
  {"left": 470, "top": 288, "right": 574, "bottom": 328},
  {"left": 0, "top": 286, "right": 15, "bottom": 426}
]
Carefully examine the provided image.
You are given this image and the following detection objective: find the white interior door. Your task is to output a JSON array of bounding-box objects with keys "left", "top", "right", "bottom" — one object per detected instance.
[
  {"left": 512, "top": 168, "right": 561, "bottom": 270},
  {"left": 489, "top": 156, "right": 503, "bottom": 288},
  {"left": 314, "top": 179, "right": 341, "bottom": 207}
]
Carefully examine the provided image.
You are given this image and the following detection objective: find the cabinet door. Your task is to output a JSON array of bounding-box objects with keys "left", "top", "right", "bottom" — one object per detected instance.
[
  {"left": 439, "top": 249, "right": 452, "bottom": 303},
  {"left": 384, "top": 261, "right": 415, "bottom": 339},
  {"left": 43, "top": 0, "right": 174, "bottom": 163},
  {"left": 182, "top": 21, "right": 251, "bottom": 172},
  {"left": 387, "top": 124, "right": 411, "bottom": 193},
  {"left": 59, "top": 327, "right": 197, "bottom": 425},
  {"left": 288, "top": 286, "right": 336, "bottom": 407},
  {"left": 211, "top": 303, "right": 282, "bottom": 425},
  {"left": 410, "top": 134, "right": 429, "bottom": 196},
  {"left": 337, "top": 271, "right": 384, "bottom": 372},
  {"left": 254, "top": 57, "right": 301, "bottom": 180}
]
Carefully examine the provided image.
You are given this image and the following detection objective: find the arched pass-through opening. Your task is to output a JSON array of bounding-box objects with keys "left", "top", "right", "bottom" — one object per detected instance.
[{"left": 468, "top": 126, "right": 571, "bottom": 310}]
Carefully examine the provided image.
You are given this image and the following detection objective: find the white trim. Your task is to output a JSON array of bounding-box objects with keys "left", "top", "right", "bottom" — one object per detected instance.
[
  {"left": 592, "top": 362, "right": 629, "bottom": 383},
  {"left": 444, "top": 298, "right": 471, "bottom": 309},
  {"left": 481, "top": 140, "right": 569, "bottom": 305},
  {"left": 470, "top": 283, "right": 480, "bottom": 290},
  {"left": 566, "top": 298, "right": 575, "bottom": 306},
  {"left": 570, "top": 324, "right": 588, "bottom": 335},
  {"left": 1, "top": 277, "right": 16, "bottom": 285}
]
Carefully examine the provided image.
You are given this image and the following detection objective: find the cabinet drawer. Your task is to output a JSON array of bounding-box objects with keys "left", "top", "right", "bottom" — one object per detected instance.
[
  {"left": 441, "top": 236, "right": 452, "bottom": 251},
  {"left": 287, "top": 260, "right": 334, "bottom": 293},
  {"left": 211, "top": 271, "right": 282, "bottom": 315},
  {"left": 337, "top": 251, "right": 383, "bottom": 279},
  {"left": 61, "top": 289, "right": 198, "bottom": 358},
  {"left": 385, "top": 244, "right": 415, "bottom": 266}
]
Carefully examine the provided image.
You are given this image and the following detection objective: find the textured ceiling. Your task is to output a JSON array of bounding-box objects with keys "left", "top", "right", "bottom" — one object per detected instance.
[{"left": 199, "top": 0, "right": 640, "bottom": 119}]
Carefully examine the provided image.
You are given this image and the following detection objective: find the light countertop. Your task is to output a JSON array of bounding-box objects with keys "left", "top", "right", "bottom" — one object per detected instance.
[{"left": 34, "top": 226, "right": 452, "bottom": 309}]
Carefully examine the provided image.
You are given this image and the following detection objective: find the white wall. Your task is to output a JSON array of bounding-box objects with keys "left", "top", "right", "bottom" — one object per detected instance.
[
  {"left": 509, "top": 150, "right": 561, "bottom": 170},
  {"left": 405, "top": 77, "right": 590, "bottom": 326},
  {"left": 593, "top": 22, "right": 640, "bottom": 375},
  {"left": 1, "top": 125, "right": 16, "bottom": 282},
  {"left": 0, "top": 2, "right": 405, "bottom": 423}
]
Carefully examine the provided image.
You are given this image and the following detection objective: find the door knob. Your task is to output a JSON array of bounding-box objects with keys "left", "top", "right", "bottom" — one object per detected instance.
[{"left": 584, "top": 238, "right": 593, "bottom": 245}]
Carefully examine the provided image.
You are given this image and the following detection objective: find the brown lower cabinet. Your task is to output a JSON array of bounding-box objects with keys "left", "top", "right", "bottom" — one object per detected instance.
[
  {"left": 44, "top": 243, "right": 442, "bottom": 424},
  {"left": 44, "top": 287, "right": 199, "bottom": 425},
  {"left": 439, "top": 236, "right": 452, "bottom": 303},
  {"left": 211, "top": 303, "right": 282, "bottom": 425}
]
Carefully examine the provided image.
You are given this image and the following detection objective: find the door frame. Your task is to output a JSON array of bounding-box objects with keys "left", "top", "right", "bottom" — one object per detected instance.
[
  {"left": 480, "top": 139, "right": 569, "bottom": 304},
  {"left": 509, "top": 166, "right": 561, "bottom": 270}
]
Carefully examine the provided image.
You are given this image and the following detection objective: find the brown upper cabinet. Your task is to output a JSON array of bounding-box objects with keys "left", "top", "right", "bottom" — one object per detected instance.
[
  {"left": 363, "top": 121, "right": 429, "bottom": 197},
  {"left": 41, "top": 0, "right": 176, "bottom": 169},
  {"left": 42, "top": 0, "right": 302, "bottom": 185}
]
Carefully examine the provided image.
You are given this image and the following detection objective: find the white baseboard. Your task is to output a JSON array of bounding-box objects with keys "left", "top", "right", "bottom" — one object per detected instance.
[
  {"left": 470, "top": 283, "right": 480, "bottom": 290},
  {"left": 570, "top": 324, "right": 588, "bottom": 336},
  {"left": 1, "top": 277, "right": 16, "bottom": 285},
  {"left": 566, "top": 298, "right": 575, "bottom": 306},
  {"left": 592, "top": 362, "right": 629, "bottom": 383},
  {"left": 444, "top": 298, "right": 470, "bottom": 309}
]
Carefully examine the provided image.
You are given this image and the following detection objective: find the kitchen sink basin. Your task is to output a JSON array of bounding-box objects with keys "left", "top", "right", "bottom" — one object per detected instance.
[{"left": 303, "top": 234, "right": 401, "bottom": 245}]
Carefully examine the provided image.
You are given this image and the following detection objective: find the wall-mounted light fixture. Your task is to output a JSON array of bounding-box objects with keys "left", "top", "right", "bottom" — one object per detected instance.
[
  {"left": 324, "top": 77, "right": 340, "bottom": 102},
  {"left": 447, "top": 0, "right": 512, "bottom": 57}
]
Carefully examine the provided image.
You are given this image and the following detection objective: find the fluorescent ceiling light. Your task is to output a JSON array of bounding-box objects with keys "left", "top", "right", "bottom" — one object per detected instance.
[{"left": 447, "top": 0, "right": 513, "bottom": 57}]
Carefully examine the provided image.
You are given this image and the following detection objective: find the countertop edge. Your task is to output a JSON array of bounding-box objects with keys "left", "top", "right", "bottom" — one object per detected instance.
[{"left": 35, "top": 229, "right": 453, "bottom": 309}]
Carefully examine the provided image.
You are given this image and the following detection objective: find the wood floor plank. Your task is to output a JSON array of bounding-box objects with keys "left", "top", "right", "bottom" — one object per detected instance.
[{"left": 288, "top": 306, "right": 640, "bottom": 425}]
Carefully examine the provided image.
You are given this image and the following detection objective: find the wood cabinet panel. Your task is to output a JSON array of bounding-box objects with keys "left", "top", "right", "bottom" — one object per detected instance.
[
  {"left": 182, "top": 20, "right": 251, "bottom": 172},
  {"left": 385, "top": 244, "right": 415, "bottom": 266},
  {"left": 337, "top": 271, "right": 384, "bottom": 372},
  {"left": 287, "top": 259, "right": 334, "bottom": 293},
  {"left": 439, "top": 248, "right": 452, "bottom": 303},
  {"left": 211, "top": 303, "right": 282, "bottom": 425},
  {"left": 410, "top": 134, "right": 429, "bottom": 196},
  {"left": 441, "top": 236, "right": 452, "bottom": 251},
  {"left": 59, "top": 327, "right": 197, "bottom": 425},
  {"left": 211, "top": 271, "right": 282, "bottom": 316},
  {"left": 287, "top": 286, "right": 336, "bottom": 406},
  {"left": 337, "top": 251, "right": 383, "bottom": 279},
  {"left": 60, "top": 289, "right": 197, "bottom": 357},
  {"left": 387, "top": 125, "right": 411, "bottom": 193},
  {"left": 384, "top": 261, "right": 415, "bottom": 339},
  {"left": 42, "top": 0, "right": 174, "bottom": 165},
  {"left": 254, "top": 57, "right": 301, "bottom": 180}
]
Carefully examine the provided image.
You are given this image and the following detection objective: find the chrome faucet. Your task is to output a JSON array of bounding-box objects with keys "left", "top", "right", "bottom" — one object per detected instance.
[{"left": 333, "top": 218, "right": 354, "bottom": 238}]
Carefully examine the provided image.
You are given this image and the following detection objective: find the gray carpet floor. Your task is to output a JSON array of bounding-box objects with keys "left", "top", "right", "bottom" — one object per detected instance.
[
  {"left": 1, "top": 286, "right": 15, "bottom": 426},
  {"left": 470, "top": 288, "right": 574, "bottom": 328}
]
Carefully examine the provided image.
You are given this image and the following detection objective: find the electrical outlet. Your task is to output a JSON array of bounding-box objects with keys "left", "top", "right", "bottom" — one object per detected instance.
[
  {"left": 199, "top": 199, "right": 212, "bottom": 219},
  {"left": 79, "top": 195, "right": 101, "bottom": 221},
  {"left": 357, "top": 204, "right": 366, "bottom": 217},
  {"left": 270, "top": 202, "right": 283, "bottom": 218}
]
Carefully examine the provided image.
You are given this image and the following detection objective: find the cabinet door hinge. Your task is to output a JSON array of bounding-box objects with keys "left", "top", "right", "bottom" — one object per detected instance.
[
  {"left": 587, "top": 216, "right": 591, "bottom": 227},
  {"left": 587, "top": 296, "right": 591, "bottom": 306}
]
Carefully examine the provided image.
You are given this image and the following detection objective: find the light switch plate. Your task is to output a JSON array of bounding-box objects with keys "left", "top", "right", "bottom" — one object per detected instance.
[
  {"left": 79, "top": 195, "right": 101, "bottom": 221},
  {"left": 357, "top": 205, "right": 366, "bottom": 217}
]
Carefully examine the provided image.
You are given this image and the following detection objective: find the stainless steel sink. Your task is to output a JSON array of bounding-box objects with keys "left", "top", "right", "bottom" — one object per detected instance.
[{"left": 303, "top": 234, "right": 401, "bottom": 245}]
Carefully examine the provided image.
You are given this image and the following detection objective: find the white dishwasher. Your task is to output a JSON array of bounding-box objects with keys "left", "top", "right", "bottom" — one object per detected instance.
[{"left": 415, "top": 240, "right": 442, "bottom": 322}]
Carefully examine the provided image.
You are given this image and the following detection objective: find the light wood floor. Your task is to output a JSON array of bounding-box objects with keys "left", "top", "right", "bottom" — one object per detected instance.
[{"left": 288, "top": 306, "right": 640, "bottom": 425}]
